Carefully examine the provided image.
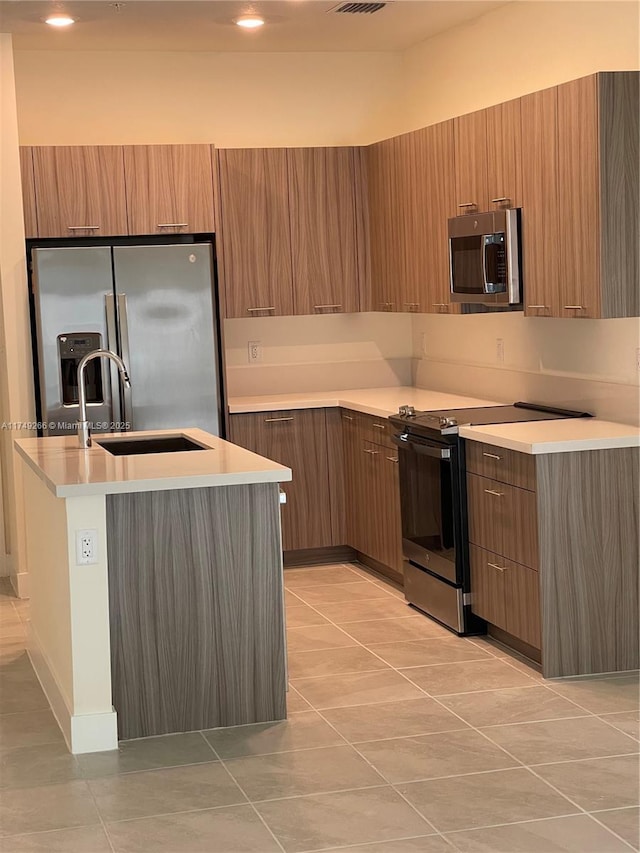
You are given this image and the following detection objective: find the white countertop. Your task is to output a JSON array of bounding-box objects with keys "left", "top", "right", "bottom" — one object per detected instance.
[
  {"left": 228, "top": 387, "right": 498, "bottom": 418},
  {"left": 459, "top": 419, "right": 640, "bottom": 455},
  {"left": 15, "top": 428, "right": 292, "bottom": 498}
]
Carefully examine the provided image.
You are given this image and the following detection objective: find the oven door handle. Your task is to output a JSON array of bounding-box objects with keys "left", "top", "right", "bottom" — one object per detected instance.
[{"left": 392, "top": 434, "right": 451, "bottom": 460}]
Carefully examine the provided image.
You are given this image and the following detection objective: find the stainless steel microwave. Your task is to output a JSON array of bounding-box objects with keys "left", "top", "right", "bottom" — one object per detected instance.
[{"left": 448, "top": 209, "right": 521, "bottom": 305}]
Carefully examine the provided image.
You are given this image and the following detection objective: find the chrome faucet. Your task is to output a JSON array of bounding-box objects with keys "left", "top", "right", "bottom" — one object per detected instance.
[{"left": 77, "top": 349, "right": 131, "bottom": 448}]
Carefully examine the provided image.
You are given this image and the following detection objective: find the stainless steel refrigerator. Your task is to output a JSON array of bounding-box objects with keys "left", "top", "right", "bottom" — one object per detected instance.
[{"left": 30, "top": 241, "right": 224, "bottom": 437}]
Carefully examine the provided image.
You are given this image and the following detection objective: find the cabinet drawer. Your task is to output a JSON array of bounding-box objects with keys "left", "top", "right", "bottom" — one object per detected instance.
[
  {"left": 466, "top": 441, "right": 536, "bottom": 491},
  {"left": 470, "top": 545, "right": 541, "bottom": 649},
  {"left": 361, "top": 413, "right": 395, "bottom": 449},
  {"left": 467, "top": 473, "right": 539, "bottom": 569}
]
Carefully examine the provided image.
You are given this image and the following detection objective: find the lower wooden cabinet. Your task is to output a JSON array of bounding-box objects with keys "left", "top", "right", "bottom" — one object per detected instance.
[
  {"left": 470, "top": 545, "right": 541, "bottom": 649},
  {"left": 228, "top": 408, "right": 333, "bottom": 552}
]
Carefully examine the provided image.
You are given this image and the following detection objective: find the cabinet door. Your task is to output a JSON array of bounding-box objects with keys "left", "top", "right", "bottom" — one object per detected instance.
[
  {"left": 217, "top": 149, "right": 294, "bottom": 318},
  {"left": 521, "top": 88, "right": 561, "bottom": 317},
  {"left": 19, "top": 147, "right": 38, "bottom": 238},
  {"left": 470, "top": 545, "right": 507, "bottom": 629},
  {"left": 486, "top": 98, "right": 523, "bottom": 209},
  {"left": 229, "top": 409, "right": 332, "bottom": 551},
  {"left": 421, "top": 120, "right": 459, "bottom": 313},
  {"left": 557, "top": 75, "right": 601, "bottom": 318},
  {"left": 379, "top": 449, "right": 404, "bottom": 573},
  {"left": 288, "top": 148, "right": 359, "bottom": 315},
  {"left": 341, "top": 411, "right": 362, "bottom": 551},
  {"left": 32, "top": 146, "right": 128, "bottom": 237},
  {"left": 505, "top": 562, "right": 541, "bottom": 649},
  {"left": 124, "top": 145, "right": 215, "bottom": 235},
  {"left": 454, "top": 110, "right": 489, "bottom": 214},
  {"left": 366, "top": 137, "right": 404, "bottom": 312},
  {"left": 396, "top": 133, "right": 421, "bottom": 313}
]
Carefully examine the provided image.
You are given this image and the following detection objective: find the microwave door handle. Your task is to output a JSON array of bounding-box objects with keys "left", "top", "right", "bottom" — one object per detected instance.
[{"left": 481, "top": 235, "right": 489, "bottom": 292}]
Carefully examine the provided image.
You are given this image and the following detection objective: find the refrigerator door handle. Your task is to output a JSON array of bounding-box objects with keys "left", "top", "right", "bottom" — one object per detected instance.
[
  {"left": 116, "top": 293, "right": 134, "bottom": 432},
  {"left": 105, "top": 293, "right": 123, "bottom": 429}
]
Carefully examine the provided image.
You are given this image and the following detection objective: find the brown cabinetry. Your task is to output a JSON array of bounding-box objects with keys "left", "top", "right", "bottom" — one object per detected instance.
[
  {"left": 228, "top": 408, "right": 332, "bottom": 552},
  {"left": 486, "top": 98, "right": 523, "bottom": 210},
  {"left": 123, "top": 145, "right": 215, "bottom": 235},
  {"left": 288, "top": 147, "right": 360, "bottom": 315},
  {"left": 454, "top": 110, "right": 488, "bottom": 215},
  {"left": 19, "top": 147, "right": 38, "bottom": 238},
  {"left": 31, "top": 145, "right": 128, "bottom": 238}
]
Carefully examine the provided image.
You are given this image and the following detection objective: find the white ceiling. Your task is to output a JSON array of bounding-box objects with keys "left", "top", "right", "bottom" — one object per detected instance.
[{"left": 0, "top": 0, "right": 509, "bottom": 52}]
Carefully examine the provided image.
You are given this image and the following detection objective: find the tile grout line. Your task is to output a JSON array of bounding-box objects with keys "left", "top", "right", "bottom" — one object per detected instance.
[{"left": 197, "top": 730, "right": 288, "bottom": 853}]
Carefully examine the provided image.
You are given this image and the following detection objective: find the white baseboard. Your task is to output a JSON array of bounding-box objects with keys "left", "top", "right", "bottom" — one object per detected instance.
[{"left": 28, "top": 623, "right": 118, "bottom": 754}]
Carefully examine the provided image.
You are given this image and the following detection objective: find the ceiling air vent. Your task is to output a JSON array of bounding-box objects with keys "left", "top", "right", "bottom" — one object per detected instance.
[{"left": 332, "top": 2, "right": 387, "bottom": 14}]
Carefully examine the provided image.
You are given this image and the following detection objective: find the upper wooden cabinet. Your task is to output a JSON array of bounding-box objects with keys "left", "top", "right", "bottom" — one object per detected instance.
[
  {"left": 19, "top": 147, "right": 38, "bottom": 238},
  {"left": 486, "top": 98, "right": 523, "bottom": 209},
  {"left": 31, "top": 146, "right": 128, "bottom": 237},
  {"left": 454, "top": 110, "right": 488, "bottom": 215},
  {"left": 216, "top": 148, "right": 294, "bottom": 318},
  {"left": 557, "top": 72, "right": 639, "bottom": 318},
  {"left": 123, "top": 145, "right": 215, "bottom": 235},
  {"left": 288, "top": 147, "right": 360, "bottom": 315}
]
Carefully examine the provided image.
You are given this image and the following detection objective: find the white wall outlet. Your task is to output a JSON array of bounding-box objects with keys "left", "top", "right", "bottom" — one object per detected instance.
[
  {"left": 496, "top": 338, "right": 505, "bottom": 363},
  {"left": 248, "top": 341, "right": 263, "bottom": 363},
  {"left": 76, "top": 529, "right": 98, "bottom": 566}
]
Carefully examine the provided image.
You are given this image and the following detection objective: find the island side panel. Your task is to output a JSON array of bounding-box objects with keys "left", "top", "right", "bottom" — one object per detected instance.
[
  {"left": 106, "top": 482, "right": 286, "bottom": 740},
  {"left": 536, "top": 447, "right": 639, "bottom": 677}
]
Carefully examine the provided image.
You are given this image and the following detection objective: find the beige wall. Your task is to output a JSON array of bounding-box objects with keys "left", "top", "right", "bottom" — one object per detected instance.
[
  {"left": 13, "top": 49, "right": 403, "bottom": 146},
  {"left": 0, "top": 34, "right": 35, "bottom": 587},
  {"left": 396, "top": 0, "right": 640, "bottom": 135}
]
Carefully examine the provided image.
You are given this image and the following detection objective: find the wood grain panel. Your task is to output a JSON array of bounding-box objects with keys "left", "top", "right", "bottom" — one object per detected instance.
[
  {"left": 537, "top": 448, "right": 639, "bottom": 677},
  {"left": 341, "top": 409, "right": 363, "bottom": 552},
  {"left": 465, "top": 441, "right": 536, "bottom": 491},
  {"left": 521, "top": 88, "right": 560, "bottom": 317},
  {"left": 106, "top": 483, "right": 286, "bottom": 739},
  {"left": 352, "top": 146, "right": 372, "bottom": 311},
  {"left": 229, "top": 409, "right": 332, "bottom": 551},
  {"left": 379, "top": 447, "right": 404, "bottom": 573},
  {"left": 32, "top": 145, "right": 127, "bottom": 237},
  {"left": 505, "top": 560, "right": 541, "bottom": 650},
  {"left": 467, "top": 473, "right": 538, "bottom": 569},
  {"left": 486, "top": 98, "right": 523, "bottom": 209},
  {"left": 123, "top": 144, "right": 214, "bottom": 235},
  {"left": 288, "top": 147, "right": 359, "bottom": 315},
  {"left": 599, "top": 71, "right": 640, "bottom": 318},
  {"left": 325, "top": 407, "right": 346, "bottom": 547},
  {"left": 217, "top": 148, "right": 294, "bottom": 318},
  {"left": 470, "top": 544, "right": 507, "bottom": 628},
  {"left": 557, "top": 75, "right": 601, "bottom": 318},
  {"left": 19, "top": 147, "right": 38, "bottom": 237},
  {"left": 454, "top": 110, "right": 489, "bottom": 213},
  {"left": 396, "top": 131, "right": 421, "bottom": 312},
  {"left": 366, "top": 137, "right": 404, "bottom": 312}
]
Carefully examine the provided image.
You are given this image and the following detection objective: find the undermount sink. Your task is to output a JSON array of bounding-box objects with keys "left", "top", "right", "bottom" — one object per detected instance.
[{"left": 96, "top": 436, "right": 208, "bottom": 456}]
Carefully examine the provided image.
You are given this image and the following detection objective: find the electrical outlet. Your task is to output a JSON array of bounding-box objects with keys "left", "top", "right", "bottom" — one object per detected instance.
[
  {"left": 76, "top": 529, "right": 98, "bottom": 565},
  {"left": 496, "top": 338, "right": 505, "bottom": 363},
  {"left": 248, "top": 341, "right": 262, "bottom": 363}
]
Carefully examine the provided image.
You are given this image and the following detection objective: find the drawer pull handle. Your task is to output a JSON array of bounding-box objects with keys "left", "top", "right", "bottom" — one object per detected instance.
[
  {"left": 433, "top": 303, "right": 447, "bottom": 307},
  {"left": 68, "top": 225, "right": 99, "bottom": 230},
  {"left": 363, "top": 448, "right": 379, "bottom": 455},
  {"left": 157, "top": 223, "right": 188, "bottom": 228},
  {"left": 247, "top": 306, "right": 276, "bottom": 313},
  {"left": 491, "top": 197, "right": 510, "bottom": 205},
  {"left": 264, "top": 417, "right": 294, "bottom": 423},
  {"left": 458, "top": 202, "right": 476, "bottom": 209},
  {"left": 484, "top": 489, "right": 504, "bottom": 497},
  {"left": 314, "top": 304, "right": 342, "bottom": 310},
  {"left": 527, "top": 305, "right": 548, "bottom": 309},
  {"left": 482, "top": 452, "right": 502, "bottom": 460},
  {"left": 564, "top": 305, "right": 584, "bottom": 310},
  {"left": 343, "top": 415, "right": 354, "bottom": 421},
  {"left": 386, "top": 456, "right": 399, "bottom": 463},
  {"left": 488, "top": 562, "right": 507, "bottom": 572},
  {"left": 372, "top": 423, "right": 386, "bottom": 430}
]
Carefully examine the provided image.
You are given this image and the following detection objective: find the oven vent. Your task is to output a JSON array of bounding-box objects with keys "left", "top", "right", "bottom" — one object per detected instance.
[{"left": 332, "top": 2, "right": 387, "bottom": 14}]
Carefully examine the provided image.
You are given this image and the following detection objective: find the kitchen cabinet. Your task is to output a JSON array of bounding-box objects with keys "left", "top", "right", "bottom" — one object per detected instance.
[
  {"left": 31, "top": 145, "right": 128, "bottom": 238},
  {"left": 19, "top": 147, "right": 38, "bottom": 238},
  {"left": 288, "top": 147, "right": 360, "bottom": 315},
  {"left": 486, "top": 98, "right": 523, "bottom": 210},
  {"left": 228, "top": 408, "right": 332, "bottom": 552},
  {"left": 521, "top": 87, "right": 561, "bottom": 317},
  {"left": 557, "top": 72, "right": 639, "bottom": 318},
  {"left": 123, "top": 144, "right": 215, "bottom": 235},
  {"left": 217, "top": 148, "right": 294, "bottom": 318},
  {"left": 453, "top": 109, "right": 488, "bottom": 215}
]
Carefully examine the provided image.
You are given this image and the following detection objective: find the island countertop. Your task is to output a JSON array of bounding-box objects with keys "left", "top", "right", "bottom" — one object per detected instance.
[{"left": 15, "top": 428, "right": 292, "bottom": 498}]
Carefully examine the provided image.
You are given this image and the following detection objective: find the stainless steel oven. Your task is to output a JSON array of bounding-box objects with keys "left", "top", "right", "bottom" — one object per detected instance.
[{"left": 449, "top": 208, "right": 521, "bottom": 305}]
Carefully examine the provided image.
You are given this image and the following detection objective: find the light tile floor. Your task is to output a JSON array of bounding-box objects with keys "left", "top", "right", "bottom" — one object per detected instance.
[{"left": 0, "top": 566, "right": 638, "bottom": 852}]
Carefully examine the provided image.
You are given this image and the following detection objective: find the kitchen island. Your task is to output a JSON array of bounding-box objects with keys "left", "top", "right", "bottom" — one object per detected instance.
[{"left": 15, "top": 429, "right": 292, "bottom": 754}]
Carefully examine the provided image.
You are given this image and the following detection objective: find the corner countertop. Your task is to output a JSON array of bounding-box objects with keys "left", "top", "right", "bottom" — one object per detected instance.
[
  {"left": 15, "top": 428, "right": 292, "bottom": 498},
  {"left": 228, "top": 387, "right": 498, "bottom": 418},
  {"left": 459, "top": 419, "right": 640, "bottom": 455}
]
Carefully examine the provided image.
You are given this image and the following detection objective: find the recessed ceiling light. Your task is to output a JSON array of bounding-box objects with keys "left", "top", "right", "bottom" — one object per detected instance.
[
  {"left": 45, "top": 13, "right": 76, "bottom": 27},
  {"left": 235, "top": 15, "right": 265, "bottom": 29}
]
